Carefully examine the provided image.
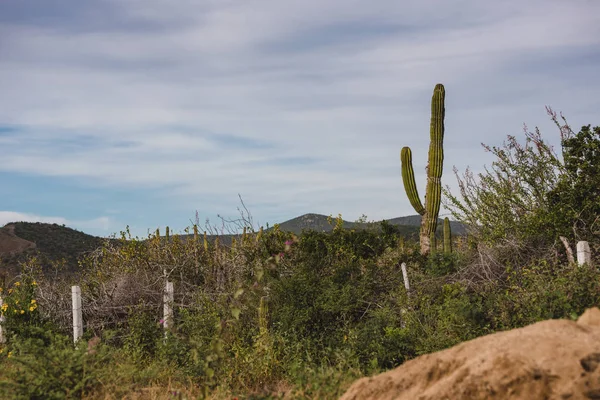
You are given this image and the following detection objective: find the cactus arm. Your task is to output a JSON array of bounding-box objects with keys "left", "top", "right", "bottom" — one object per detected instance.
[{"left": 401, "top": 147, "right": 426, "bottom": 215}]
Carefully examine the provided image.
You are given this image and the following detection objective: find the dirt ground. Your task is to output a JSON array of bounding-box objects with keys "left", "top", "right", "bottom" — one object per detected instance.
[
  {"left": 340, "top": 307, "right": 600, "bottom": 400},
  {"left": 0, "top": 224, "right": 36, "bottom": 255}
]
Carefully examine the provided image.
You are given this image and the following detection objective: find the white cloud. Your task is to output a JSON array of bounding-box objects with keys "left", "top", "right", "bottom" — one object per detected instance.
[
  {"left": 0, "top": 212, "right": 114, "bottom": 235},
  {"left": 0, "top": 212, "right": 68, "bottom": 227},
  {"left": 0, "top": 0, "right": 599, "bottom": 229}
]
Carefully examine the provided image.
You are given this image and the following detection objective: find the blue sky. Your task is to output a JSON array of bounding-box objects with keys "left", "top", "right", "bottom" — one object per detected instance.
[{"left": 1, "top": 0, "right": 599, "bottom": 238}]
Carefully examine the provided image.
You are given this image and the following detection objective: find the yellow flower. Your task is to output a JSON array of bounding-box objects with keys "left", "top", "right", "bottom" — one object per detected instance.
[
  {"left": 30, "top": 299, "right": 36, "bottom": 304},
  {"left": 14, "top": 282, "right": 20, "bottom": 287},
  {"left": 7, "top": 351, "right": 12, "bottom": 358},
  {"left": 1, "top": 303, "right": 7, "bottom": 312},
  {"left": 20, "top": 310, "right": 24, "bottom": 314},
  {"left": 14, "top": 300, "right": 18, "bottom": 305},
  {"left": 29, "top": 306, "right": 35, "bottom": 312},
  {"left": 32, "top": 281, "right": 37, "bottom": 286},
  {"left": 8, "top": 289, "right": 12, "bottom": 294}
]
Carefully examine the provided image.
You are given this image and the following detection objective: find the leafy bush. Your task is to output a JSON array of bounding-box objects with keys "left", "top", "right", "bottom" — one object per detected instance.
[{"left": 0, "top": 327, "right": 109, "bottom": 399}]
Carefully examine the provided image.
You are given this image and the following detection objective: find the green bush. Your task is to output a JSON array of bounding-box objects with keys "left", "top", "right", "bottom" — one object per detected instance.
[{"left": 0, "top": 327, "right": 109, "bottom": 399}]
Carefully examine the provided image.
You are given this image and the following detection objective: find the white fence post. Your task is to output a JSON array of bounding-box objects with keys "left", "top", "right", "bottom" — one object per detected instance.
[
  {"left": 72, "top": 285, "right": 83, "bottom": 343},
  {"left": 400, "top": 262, "right": 411, "bottom": 329},
  {"left": 0, "top": 296, "right": 5, "bottom": 344},
  {"left": 401, "top": 262, "right": 411, "bottom": 293},
  {"left": 577, "top": 241, "right": 592, "bottom": 266},
  {"left": 163, "top": 281, "right": 174, "bottom": 335}
]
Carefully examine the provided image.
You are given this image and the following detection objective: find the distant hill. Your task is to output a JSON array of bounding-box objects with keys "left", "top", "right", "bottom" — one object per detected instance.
[
  {"left": 0, "top": 215, "right": 466, "bottom": 277},
  {"left": 274, "top": 213, "right": 466, "bottom": 236},
  {"left": 276, "top": 213, "right": 348, "bottom": 233},
  {"left": 0, "top": 222, "right": 114, "bottom": 277},
  {"left": 274, "top": 213, "right": 419, "bottom": 237},
  {"left": 385, "top": 215, "right": 467, "bottom": 235}
]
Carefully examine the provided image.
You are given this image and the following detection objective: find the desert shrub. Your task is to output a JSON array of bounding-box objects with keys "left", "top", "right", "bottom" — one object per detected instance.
[
  {"left": 445, "top": 110, "right": 599, "bottom": 267},
  {"left": 122, "top": 308, "right": 163, "bottom": 364},
  {"left": 0, "top": 327, "right": 109, "bottom": 399},
  {"left": 267, "top": 228, "right": 410, "bottom": 373},
  {"left": 484, "top": 261, "right": 600, "bottom": 330},
  {"left": 0, "top": 269, "right": 48, "bottom": 341},
  {"left": 401, "top": 279, "right": 488, "bottom": 355},
  {"left": 427, "top": 251, "right": 459, "bottom": 276}
]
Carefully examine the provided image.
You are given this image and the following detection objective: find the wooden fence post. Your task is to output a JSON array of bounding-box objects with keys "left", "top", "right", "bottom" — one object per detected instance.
[
  {"left": 577, "top": 241, "right": 592, "bottom": 266},
  {"left": 72, "top": 285, "right": 83, "bottom": 343},
  {"left": 163, "top": 281, "right": 174, "bottom": 335}
]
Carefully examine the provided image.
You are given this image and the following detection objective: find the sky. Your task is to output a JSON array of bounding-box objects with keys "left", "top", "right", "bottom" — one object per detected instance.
[{"left": 1, "top": 0, "right": 599, "bottom": 238}]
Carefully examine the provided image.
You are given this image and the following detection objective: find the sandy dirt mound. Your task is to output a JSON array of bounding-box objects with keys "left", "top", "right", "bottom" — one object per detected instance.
[
  {"left": 340, "top": 307, "right": 600, "bottom": 400},
  {"left": 0, "top": 224, "right": 36, "bottom": 255}
]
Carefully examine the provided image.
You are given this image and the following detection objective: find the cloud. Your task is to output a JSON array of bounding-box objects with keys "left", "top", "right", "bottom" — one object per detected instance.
[
  {"left": 0, "top": 0, "right": 599, "bottom": 234},
  {"left": 0, "top": 211, "right": 114, "bottom": 235},
  {"left": 0, "top": 211, "right": 68, "bottom": 227}
]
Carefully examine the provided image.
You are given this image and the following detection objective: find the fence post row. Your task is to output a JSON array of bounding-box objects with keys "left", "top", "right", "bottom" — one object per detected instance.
[{"left": 0, "top": 242, "right": 596, "bottom": 345}]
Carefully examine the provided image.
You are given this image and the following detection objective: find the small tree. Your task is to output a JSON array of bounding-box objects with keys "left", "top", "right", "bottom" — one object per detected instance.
[
  {"left": 546, "top": 111, "right": 600, "bottom": 243},
  {"left": 443, "top": 107, "right": 599, "bottom": 263},
  {"left": 443, "top": 111, "right": 563, "bottom": 247}
]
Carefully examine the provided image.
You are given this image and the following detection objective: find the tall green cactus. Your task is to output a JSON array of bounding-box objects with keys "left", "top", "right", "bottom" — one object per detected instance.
[
  {"left": 258, "top": 296, "right": 269, "bottom": 336},
  {"left": 400, "top": 83, "right": 446, "bottom": 255},
  {"left": 443, "top": 217, "right": 452, "bottom": 254}
]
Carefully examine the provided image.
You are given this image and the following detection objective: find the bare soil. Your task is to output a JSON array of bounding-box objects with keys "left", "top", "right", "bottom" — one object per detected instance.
[
  {"left": 0, "top": 224, "right": 36, "bottom": 255},
  {"left": 340, "top": 307, "right": 600, "bottom": 400}
]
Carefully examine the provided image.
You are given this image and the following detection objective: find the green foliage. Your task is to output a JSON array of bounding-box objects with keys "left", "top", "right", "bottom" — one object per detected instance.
[
  {"left": 401, "top": 84, "right": 446, "bottom": 255},
  {"left": 546, "top": 120, "right": 600, "bottom": 245},
  {"left": 444, "top": 109, "right": 599, "bottom": 263},
  {"left": 285, "top": 349, "right": 363, "bottom": 399},
  {"left": 122, "top": 309, "right": 162, "bottom": 364},
  {"left": 0, "top": 272, "right": 44, "bottom": 340},
  {"left": 426, "top": 252, "right": 458, "bottom": 277},
  {"left": 268, "top": 228, "right": 416, "bottom": 374},
  {"left": 485, "top": 261, "right": 600, "bottom": 330},
  {"left": 0, "top": 328, "right": 109, "bottom": 399},
  {"left": 444, "top": 122, "right": 562, "bottom": 248},
  {"left": 405, "top": 281, "right": 488, "bottom": 355}
]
